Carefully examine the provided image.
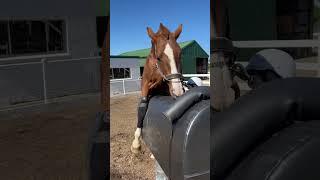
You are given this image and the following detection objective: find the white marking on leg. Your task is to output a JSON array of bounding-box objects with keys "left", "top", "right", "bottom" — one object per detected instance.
[
  {"left": 150, "top": 154, "right": 155, "bottom": 159},
  {"left": 135, "top": 128, "right": 141, "bottom": 138},
  {"left": 132, "top": 128, "right": 141, "bottom": 149},
  {"left": 164, "top": 43, "right": 184, "bottom": 96}
]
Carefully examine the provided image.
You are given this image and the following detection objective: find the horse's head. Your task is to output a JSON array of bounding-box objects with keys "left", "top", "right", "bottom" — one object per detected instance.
[{"left": 147, "top": 23, "right": 184, "bottom": 97}]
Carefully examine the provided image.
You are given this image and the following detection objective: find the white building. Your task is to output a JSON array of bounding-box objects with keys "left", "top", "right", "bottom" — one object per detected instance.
[
  {"left": 0, "top": 0, "right": 108, "bottom": 108},
  {"left": 110, "top": 56, "right": 141, "bottom": 96}
]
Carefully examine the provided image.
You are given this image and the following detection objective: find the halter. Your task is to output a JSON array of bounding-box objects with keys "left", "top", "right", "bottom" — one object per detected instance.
[
  {"left": 153, "top": 43, "right": 183, "bottom": 83},
  {"left": 155, "top": 61, "right": 183, "bottom": 82},
  {"left": 211, "top": 37, "right": 250, "bottom": 81}
]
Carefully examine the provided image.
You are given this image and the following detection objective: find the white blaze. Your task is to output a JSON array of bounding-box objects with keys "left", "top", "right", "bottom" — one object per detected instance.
[{"left": 164, "top": 43, "right": 184, "bottom": 96}]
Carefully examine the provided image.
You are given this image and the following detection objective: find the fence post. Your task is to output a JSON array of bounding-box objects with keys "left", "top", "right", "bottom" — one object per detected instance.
[
  {"left": 318, "top": 39, "right": 320, "bottom": 77},
  {"left": 122, "top": 79, "right": 126, "bottom": 95},
  {"left": 42, "top": 58, "right": 48, "bottom": 104}
]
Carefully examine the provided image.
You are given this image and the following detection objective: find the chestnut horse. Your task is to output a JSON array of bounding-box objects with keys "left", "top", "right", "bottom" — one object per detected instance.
[{"left": 131, "top": 23, "right": 184, "bottom": 154}]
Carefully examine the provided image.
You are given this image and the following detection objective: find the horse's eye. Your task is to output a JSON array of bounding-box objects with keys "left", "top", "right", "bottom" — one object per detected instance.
[{"left": 157, "top": 57, "right": 161, "bottom": 61}]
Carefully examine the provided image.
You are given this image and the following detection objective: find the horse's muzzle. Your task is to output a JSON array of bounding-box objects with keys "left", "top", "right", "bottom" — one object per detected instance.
[{"left": 171, "top": 81, "right": 184, "bottom": 97}]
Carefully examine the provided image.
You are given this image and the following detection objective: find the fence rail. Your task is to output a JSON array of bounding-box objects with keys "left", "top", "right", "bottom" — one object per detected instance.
[
  {"left": 183, "top": 74, "right": 210, "bottom": 77},
  {"left": 110, "top": 79, "right": 141, "bottom": 96},
  {"left": 110, "top": 74, "right": 210, "bottom": 97},
  {"left": 233, "top": 39, "right": 320, "bottom": 77},
  {"left": 0, "top": 56, "right": 101, "bottom": 108},
  {"left": 233, "top": 40, "right": 320, "bottom": 48}
]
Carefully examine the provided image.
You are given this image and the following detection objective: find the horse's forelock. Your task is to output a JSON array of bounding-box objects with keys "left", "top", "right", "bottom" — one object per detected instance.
[{"left": 150, "top": 24, "right": 181, "bottom": 60}]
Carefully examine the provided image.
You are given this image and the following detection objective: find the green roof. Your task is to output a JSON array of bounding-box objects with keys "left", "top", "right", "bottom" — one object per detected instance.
[
  {"left": 110, "top": 55, "right": 140, "bottom": 58},
  {"left": 120, "top": 40, "right": 196, "bottom": 58},
  {"left": 119, "top": 40, "right": 208, "bottom": 67}
]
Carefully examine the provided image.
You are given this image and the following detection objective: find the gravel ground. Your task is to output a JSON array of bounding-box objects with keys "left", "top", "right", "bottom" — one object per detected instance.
[
  {"left": 110, "top": 93, "right": 155, "bottom": 180},
  {"left": 0, "top": 94, "right": 101, "bottom": 180}
]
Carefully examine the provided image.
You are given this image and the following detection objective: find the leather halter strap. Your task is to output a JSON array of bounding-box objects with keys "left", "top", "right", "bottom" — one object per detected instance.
[
  {"left": 153, "top": 42, "right": 183, "bottom": 82},
  {"left": 155, "top": 61, "right": 183, "bottom": 82}
]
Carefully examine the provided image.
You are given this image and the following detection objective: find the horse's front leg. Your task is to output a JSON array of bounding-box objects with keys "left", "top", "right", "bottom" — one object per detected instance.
[{"left": 131, "top": 82, "right": 150, "bottom": 154}]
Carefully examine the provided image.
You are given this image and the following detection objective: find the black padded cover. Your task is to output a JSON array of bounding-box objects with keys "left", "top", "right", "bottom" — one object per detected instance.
[
  {"left": 142, "top": 87, "right": 210, "bottom": 180},
  {"left": 212, "top": 77, "right": 320, "bottom": 179},
  {"left": 226, "top": 121, "right": 320, "bottom": 180}
]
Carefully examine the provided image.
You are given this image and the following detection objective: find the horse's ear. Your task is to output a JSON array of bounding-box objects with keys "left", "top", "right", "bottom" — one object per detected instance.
[
  {"left": 173, "top": 24, "right": 183, "bottom": 40},
  {"left": 147, "top": 27, "right": 157, "bottom": 42},
  {"left": 159, "top": 23, "right": 165, "bottom": 30},
  {"left": 159, "top": 23, "right": 170, "bottom": 34}
]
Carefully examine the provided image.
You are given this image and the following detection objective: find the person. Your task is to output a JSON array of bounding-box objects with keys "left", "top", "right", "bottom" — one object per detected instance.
[
  {"left": 183, "top": 77, "right": 203, "bottom": 91},
  {"left": 187, "top": 77, "right": 203, "bottom": 87},
  {"left": 246, "top": 49, "right": 296, "bottom": 89}
]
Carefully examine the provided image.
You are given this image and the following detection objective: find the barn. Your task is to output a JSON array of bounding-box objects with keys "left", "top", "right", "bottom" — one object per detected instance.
[
  {"left": 110, "top": 56, "right": 141, "bottom": 96},
  {"left": 228, "top": 0, "right": 315, "bottom": 61},
  {"left": 0, "top": 1, "right": 110, "bottom": 179},
  {"left": 120, "top": 40, "right": 209, "bottom": 75},
  {"left": 0, "top": 0, "right": 108, "bottom": 108}
]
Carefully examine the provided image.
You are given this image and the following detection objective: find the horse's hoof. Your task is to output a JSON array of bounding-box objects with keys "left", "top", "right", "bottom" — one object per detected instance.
[
  {"left": 131, "top": 145, "right": 141, "bottom": 154},
  {"left": 150, "top": 154, "right": 155, "bottom": 159}
]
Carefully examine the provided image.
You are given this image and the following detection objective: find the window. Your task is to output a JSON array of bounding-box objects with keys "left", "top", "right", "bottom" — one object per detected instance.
[
  {"left": 276, "top": 0, "right": 313, "bottom": 58},
  {"left": 140, "top": 67, "right": 144, "bottom": 77},
  {"left": 110, "top": 68, "right": 131, "bottom": 79},
  {"left": 196, "top": 58, "right": 208, "bottom": 74},
  {"left": 0, "top": 19, "right": 66, "bottom": 58}
]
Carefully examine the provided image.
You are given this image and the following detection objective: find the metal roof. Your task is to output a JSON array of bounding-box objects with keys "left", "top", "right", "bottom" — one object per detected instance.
[
  {"left": 118, "top": 40, "right": 209, "bottom": 68},
  {"left": 119, "top": 40, "right": 206, "bottom": 58}
]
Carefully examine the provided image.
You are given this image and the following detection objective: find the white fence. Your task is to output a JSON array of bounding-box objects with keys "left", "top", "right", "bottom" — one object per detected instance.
[
  {"left": 233, "top": 39, "right": 320, "bottom": 77},
  {"left": 0, "top": 56, "right": 100, "bottom": 108},
  {"left": 232, "top": 39, "right": 320, "bottom": 91},
  {"left": 183, "top": 74, "right": 210, "bottom": 86},
  {"left": 110, "top": 79, "right": 141, "bottom": 96},
  {"left": 110, "top": 74, "right": 210, "bottom": 97},
  {"left": 183, "top": 74, "right": 210, "bottom": 78}
]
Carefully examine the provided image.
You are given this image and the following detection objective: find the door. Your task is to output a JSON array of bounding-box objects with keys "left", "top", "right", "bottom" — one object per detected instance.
[{"left": 196, "top": 58, "right": 208, "bottom": 74}]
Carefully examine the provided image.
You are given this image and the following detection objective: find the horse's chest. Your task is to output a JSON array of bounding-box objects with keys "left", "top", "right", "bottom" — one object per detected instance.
[{"left": 150, "top": 82, "right": 170, "bottom": 96}]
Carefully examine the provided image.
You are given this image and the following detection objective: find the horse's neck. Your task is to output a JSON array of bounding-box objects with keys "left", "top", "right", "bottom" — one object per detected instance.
[
  {"left": 146, "top": 46, "right": 157, "bottom": 67},
  {"left": 149, "top": 43, "right": 156, "bottom": 58},
  {"left": 143, "top": 54, "right": 167, "bottom": 92},
  {"left": 211, "top": 53, "right": 235, "bottom": 111}
]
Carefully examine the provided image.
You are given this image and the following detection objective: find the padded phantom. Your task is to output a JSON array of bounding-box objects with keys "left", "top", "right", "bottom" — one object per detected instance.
[
  {"left": 212, "top": 78, "right": 320, "bottom": 179},
  {"left": 142, "top": 86, "right": 210, "bottom": 180}
]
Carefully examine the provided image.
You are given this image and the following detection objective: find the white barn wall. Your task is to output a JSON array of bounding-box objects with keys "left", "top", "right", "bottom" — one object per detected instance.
[
  {"left": 110, "top": 57, "right": 141, "bottom": 96},
  {"left": 68, "top": 16, "right": 100, "bottom": 59},
  {"left": 0, "top": 16, "right": 102, "bottom": 108},
  {"left": 0, "top": 0, "right": 100, "bottom": 16},
  {"left": 110, "top": 58, "right": 140, "bottom": 79}
]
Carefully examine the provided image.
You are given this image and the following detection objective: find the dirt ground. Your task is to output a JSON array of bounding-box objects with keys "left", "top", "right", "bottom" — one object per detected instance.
[
  {"left": 110, "top": 93, "right": 155, "bottom": 180},
  {"left": 0, "top": 94, "right": 101, "bottom": 180}
]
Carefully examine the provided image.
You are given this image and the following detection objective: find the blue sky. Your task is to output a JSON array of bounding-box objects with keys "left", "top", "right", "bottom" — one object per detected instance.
[{"left": 110, "top": 0, "right": 209, "bottom": 55}]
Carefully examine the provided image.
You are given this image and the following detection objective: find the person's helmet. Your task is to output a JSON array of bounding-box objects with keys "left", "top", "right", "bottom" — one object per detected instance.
[
  {"left": 187, "top": 77, "right": 203, "bottom": 87},
  {"left": 246, "top": 49, "right": 296, "bottom": 78},
  {"left": 246, "top": 49, "right": 296, "bottom": 89}
]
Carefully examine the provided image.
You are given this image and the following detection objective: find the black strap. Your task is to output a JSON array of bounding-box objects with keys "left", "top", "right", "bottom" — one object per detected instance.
[
  {"left": 165, "top": 73, "right": 183, "bottom": 81},
  {"left": 137, "top": 96, "right": 149, "bottom": 128},
  {"left": 155, "top": 62, "right": 183, "bottom": 82}
]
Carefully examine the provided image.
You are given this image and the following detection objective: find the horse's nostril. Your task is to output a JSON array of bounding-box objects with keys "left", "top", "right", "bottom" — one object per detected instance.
[
  {"left": 171, "top": 90, "right": 179, "bottom": 98},
  {"left": 172, "top": 91, "right": 182, "bottom": 97}
]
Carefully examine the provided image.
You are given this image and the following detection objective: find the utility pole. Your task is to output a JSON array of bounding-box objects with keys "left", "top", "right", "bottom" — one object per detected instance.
[
  {"left": 101, "top": 16, "right": 110, "bottom": 112},
  {"left": 211, "top": 0, "right": 236, "bottom": 111}
]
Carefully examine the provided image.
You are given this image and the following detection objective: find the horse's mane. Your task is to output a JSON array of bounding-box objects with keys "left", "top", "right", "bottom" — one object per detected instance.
[{"left": 149, "top": 43, "right": 156, "bottom": 59}]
